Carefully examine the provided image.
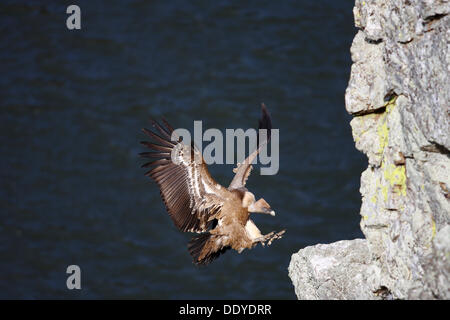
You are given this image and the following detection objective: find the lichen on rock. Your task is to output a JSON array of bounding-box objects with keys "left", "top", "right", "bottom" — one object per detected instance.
[{"left": 289, "top": 0, "right": 449, "bottom": 299}]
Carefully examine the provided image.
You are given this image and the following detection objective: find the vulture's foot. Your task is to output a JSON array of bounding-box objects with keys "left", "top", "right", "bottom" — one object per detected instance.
[{"left": 256, "top": 230, "right": 285, "bottom": 247}]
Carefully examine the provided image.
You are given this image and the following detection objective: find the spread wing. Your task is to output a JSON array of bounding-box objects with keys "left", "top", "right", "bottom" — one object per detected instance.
[
  {"left": 140, "top": 119, "right": 228, "bottom": 233},
  {"left": 228, "top": 103, "right": 272, "bottom": 190}
]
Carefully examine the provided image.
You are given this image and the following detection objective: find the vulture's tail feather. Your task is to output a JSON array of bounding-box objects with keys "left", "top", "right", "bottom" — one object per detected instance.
[{"left": 188, "top": 233, "right": 230, "bottom": 266}]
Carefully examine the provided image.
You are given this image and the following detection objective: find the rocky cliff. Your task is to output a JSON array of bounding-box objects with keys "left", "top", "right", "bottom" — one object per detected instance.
[{"left": 289, "top": 0, "right": 449, "bottom": 299}]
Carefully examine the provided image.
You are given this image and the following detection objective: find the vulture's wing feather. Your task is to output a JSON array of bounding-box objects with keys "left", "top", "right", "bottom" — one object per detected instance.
[
  {"left": 228, "top": 103, "right": 272, "bottom": 190},
  {"left": 140, "top": 119, "right": 228, "bottom": 233}
]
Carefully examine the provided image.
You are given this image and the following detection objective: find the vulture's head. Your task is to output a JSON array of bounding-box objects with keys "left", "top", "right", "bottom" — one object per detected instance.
[{"left": 242, "top": 191, "right": 275, "bottom": 216}]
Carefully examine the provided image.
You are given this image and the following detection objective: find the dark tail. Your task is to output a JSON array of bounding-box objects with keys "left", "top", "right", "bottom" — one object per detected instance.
[{"left": 188, "top": 233, "right": 230, "bottom": 266}]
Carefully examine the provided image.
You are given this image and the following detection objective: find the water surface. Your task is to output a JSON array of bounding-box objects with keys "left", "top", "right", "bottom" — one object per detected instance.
[{"left": 0, "top": 0, "right": 365, "bottom": 299}]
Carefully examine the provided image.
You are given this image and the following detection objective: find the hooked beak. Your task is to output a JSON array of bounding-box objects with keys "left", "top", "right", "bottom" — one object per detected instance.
[
  {"left": 248, "top": 198, "right": 275, "bottom": 216},
  {"left": 262, "top": 207, "right": 276, "bottom": 216}
]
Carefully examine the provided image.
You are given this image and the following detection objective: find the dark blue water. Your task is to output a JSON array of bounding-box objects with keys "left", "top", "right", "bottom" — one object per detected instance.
[{"left": 0, "top": 0, "right": 365, "bottom": 299}]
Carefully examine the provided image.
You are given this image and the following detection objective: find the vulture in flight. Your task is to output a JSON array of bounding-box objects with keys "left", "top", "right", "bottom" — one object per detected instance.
[{"left": 140, "top": 104, "right": 285, "bottom": 265}]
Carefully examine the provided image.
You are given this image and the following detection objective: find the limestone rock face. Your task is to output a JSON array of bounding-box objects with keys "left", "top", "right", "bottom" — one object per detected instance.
[
  {"left": 288, "top": 239, "right": 383, "bottom": 300},
  {"left": 289, "top": 0, "right": 449, "bottom": 299}
]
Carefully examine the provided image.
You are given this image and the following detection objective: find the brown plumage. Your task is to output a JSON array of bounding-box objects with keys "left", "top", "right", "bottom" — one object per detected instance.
[{"left": 140, "top": 104, "right": 285, "bottom": 265}]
